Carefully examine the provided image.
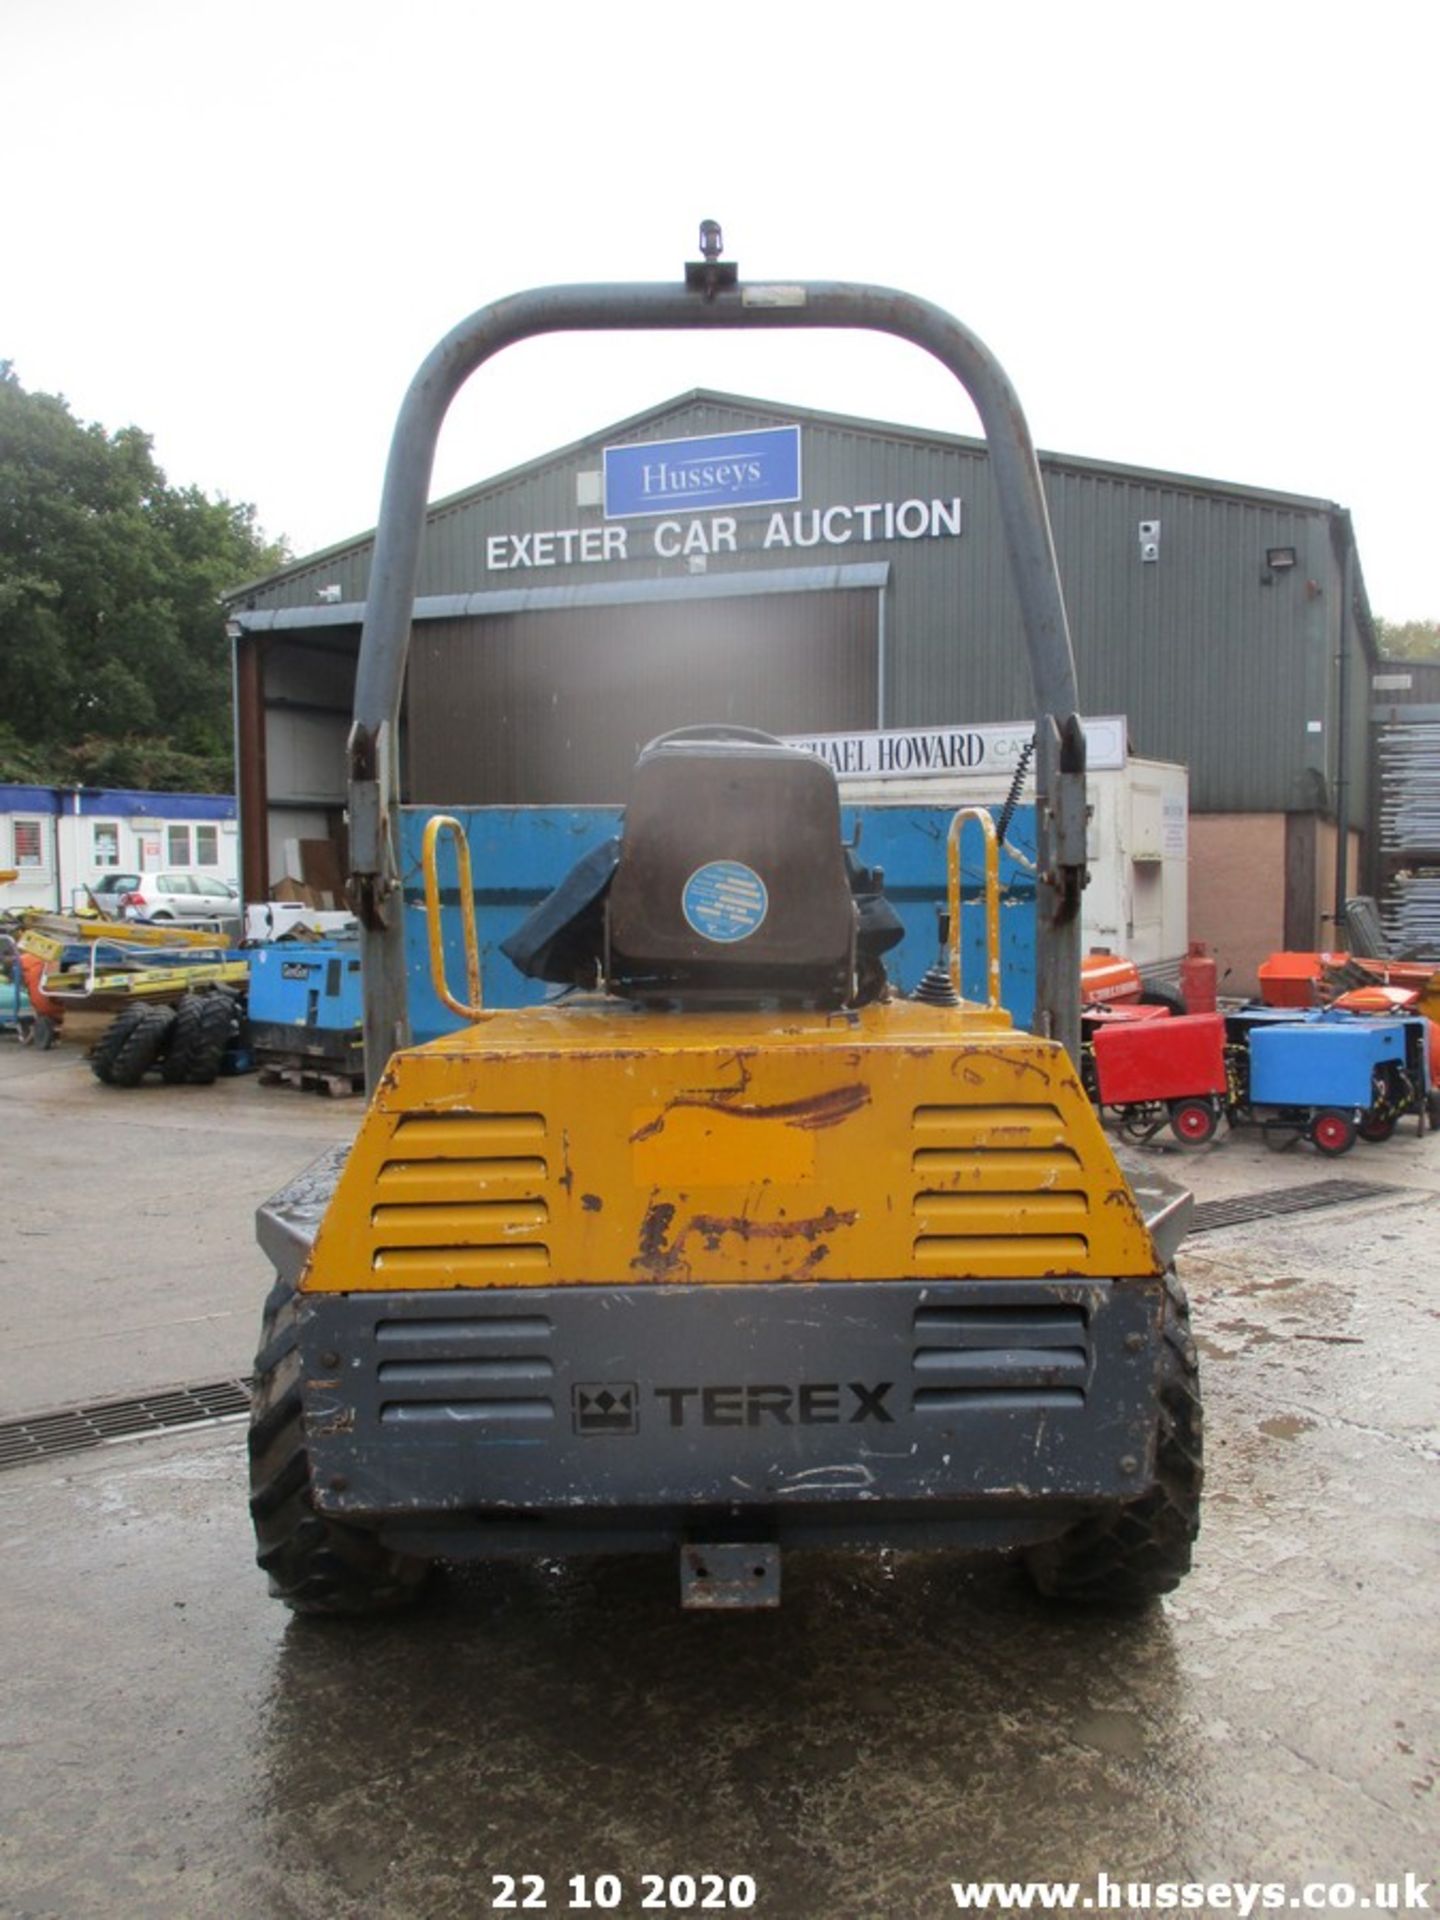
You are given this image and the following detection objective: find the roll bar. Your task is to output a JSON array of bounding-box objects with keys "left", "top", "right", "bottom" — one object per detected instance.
[
  {"left": 348, "top": 236, "right": 1088, "bottom": 1086},
  {"left": 948, "top": 808, "right": 1003, "bottom": 1010}
]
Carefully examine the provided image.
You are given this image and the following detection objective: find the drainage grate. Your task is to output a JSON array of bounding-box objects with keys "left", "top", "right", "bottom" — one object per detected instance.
[
  {"left": 0, "top": 1378, "right": 253, "bottom": 1473},
  {"left": 1188, "top": 1179, "right": 1404, "bottom": 1237}
]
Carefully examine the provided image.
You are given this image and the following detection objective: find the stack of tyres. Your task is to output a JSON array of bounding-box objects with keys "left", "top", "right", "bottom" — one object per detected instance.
[{"left": 90, "top": 988, "right": 242, "bottom": 1088}]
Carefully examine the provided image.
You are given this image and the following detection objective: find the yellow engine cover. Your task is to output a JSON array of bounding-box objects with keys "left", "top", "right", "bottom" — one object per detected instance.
[{"left": 302, "top": 999, "right": 1161, "bottom": 1292}]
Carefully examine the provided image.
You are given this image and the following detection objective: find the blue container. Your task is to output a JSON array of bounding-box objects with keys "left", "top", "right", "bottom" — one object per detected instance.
[
  {"left": 1247, "top": 1020, "right": 1409, "bottom": 1109},
  {"left": 399, "top": 802, "right": 1039, "bottom": 1044}
]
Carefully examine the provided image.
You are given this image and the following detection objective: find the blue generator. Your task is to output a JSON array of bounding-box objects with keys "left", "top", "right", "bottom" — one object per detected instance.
[
  {"left": 1244, "top": 1014, "right": 1425, "bottom": 1153},
  {"left": 1248, "top": 1018, "right": 1412, "bottom": 1109},
  {"left": 247, "top": 943, "right": 364, "bottom": 1089}
]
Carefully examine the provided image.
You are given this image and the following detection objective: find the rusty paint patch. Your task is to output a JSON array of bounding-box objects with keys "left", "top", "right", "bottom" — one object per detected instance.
[
  {"left": 631, "top": 1198, "right": 687, "bottom": 1281},
  {"left": 637, "top": 1201, "right": 677, "bottom": 1260},
  {"left": 689, "top": 1206, "right": 857, "bottom": 1249},
  {"left": 716, "top": 1050, "right": 755, "bottom": 1096},
  {"left": 580, "top": 1192, "right": 603, "bottom": 1212},
  {"left": 631, "top": 1203, "right": 855, "bottom": 1281},
  {"left": 630, "top": 1084, "right": 870, "bottom": 1144},
  {"left": 746, "top": 1086, "right": 871, "bottom": 1129},
  {"left": 951, "top": 1049, "right": 1053, "bottom": 1085},
  {"left": 305, "top": 1404, "right": 356, "bottom": 1437},
  {"left": 793, "top": 1242, "right": 833, "bottom": 1280}
]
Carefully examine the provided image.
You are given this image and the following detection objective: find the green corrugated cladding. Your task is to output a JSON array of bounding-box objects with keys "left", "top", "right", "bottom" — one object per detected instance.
[{"left": 230, "top": 392, "right": 1374, "bottom": 816}]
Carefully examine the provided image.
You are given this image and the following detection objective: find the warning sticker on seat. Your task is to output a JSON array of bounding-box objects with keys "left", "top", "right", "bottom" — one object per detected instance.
[{"left": 682, "top": 861, "right": 769, "bottom": 944}]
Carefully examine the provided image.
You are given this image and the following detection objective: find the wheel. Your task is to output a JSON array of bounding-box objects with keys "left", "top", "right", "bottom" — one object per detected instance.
[
  {"left": 248, "top": 1270, "right": 431, "bottom": 1616},
  {"left": 1138, "top": 983, "right": 1188, "bottom": 1017},
  {"left": 1024, "top": 1269, "right": 1202, "bottom": 1606},
  {"left": 161, "top": 991, "right": 235, "bottom": 1085},
  {"left": 1168, "top": 1098, "right": 1218, "bottom": 1148},
  {"left": 188, "top": 991, "right": 237, "bottom": 1083},
  {"left": 1310, "top": 1109, "right": 1357, "bottom": 1157},
  {"left": 1357, "top": 1110, "right": 1397, "bottom": 1144},
  {"left": 99, "top": 1004, "right": 176, "bottom": 1087},
  {"left": 91, "top": 1004, "right": 151, "bottom": 1083},
  {"left": 1119, "top": 1103, "right": 1164, "bottom": 1142},
  {"left": 161, "top": 993, "right": 204, "bottom": 1083}
]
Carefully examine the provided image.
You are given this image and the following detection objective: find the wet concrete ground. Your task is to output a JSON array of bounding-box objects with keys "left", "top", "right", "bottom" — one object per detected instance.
[
  {"left": 1, "top": 1044, "right": 1437, "bottom": 1918},
  {"left": 0, "top": 1042, "right": 348, "bottom": 1416}
]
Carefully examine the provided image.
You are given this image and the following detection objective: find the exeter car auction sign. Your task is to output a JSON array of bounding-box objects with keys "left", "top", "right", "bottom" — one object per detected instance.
[{"left": 782, "top": 716, "right": 1128, "bottom": 779}]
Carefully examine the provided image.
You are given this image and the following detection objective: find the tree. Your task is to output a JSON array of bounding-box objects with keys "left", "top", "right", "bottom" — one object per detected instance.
[
  {"left": 0, "top": 362, "right": 288, "bottom": 790},
  {"left": 1373, "top": 616, "right": 1440, "bottom": 661}
]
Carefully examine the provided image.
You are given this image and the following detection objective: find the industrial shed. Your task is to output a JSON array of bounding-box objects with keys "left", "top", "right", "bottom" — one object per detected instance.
[{"left": 225, "top": 390, "right": 1383, "bottom": 991}]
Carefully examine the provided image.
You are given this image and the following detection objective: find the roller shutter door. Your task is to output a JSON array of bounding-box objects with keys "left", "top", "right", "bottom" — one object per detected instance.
[{"left": 408, "top": 588, "right": 878, "bottom": 805}]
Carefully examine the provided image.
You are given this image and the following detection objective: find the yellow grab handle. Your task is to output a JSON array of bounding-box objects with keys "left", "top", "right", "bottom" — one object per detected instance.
[
  {"left": 946, "top": 807, "right": 1003, "bottom": 1010},
  {"left": 421, "top": 814, "right": 484, "bottom": 1021}
]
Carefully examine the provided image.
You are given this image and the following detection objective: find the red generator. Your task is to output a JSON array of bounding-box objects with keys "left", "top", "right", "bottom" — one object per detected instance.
[{"left": 1092, "top": 1011, "right": 1229, "bottom": 1146}]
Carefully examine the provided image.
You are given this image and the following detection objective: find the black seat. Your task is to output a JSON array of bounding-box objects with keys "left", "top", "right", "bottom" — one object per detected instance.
[{"left": 607, "top": 727, "right": 857, "bottom": 1006}]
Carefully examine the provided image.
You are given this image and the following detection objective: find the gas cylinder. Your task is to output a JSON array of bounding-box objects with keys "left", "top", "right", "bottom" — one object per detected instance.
[{"left": 1180, "top": 940, "right": 1217, "bottom": 1014}]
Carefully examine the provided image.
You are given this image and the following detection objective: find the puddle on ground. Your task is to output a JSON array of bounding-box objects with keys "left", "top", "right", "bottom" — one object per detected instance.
[
  {"left": 1228, "top": 1273, "right": 1309, "bottom": 1295},
  {"left": 1258, "top": 1415, "right": 1316, "bottom": 1442},
  {"left": 1199, "top": 1319, "right": 1284, "bottom": 1354},
  {"left": 1069, "top": 1708, "right": 1147, "bottom": 1760}
]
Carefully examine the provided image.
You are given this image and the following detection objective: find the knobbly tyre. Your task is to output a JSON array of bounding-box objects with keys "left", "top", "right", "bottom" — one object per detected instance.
[{"left": 247, "top": 231, "right": 1203, "bottom": 1615}]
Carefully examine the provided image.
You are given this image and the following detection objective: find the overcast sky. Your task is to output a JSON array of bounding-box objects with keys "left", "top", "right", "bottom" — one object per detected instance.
[{"left": 4, "top": 0, "right": 1437, "bottom": 619}]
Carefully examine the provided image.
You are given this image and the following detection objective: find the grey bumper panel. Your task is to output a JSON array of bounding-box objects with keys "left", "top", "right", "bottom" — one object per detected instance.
[{"left": 295, "top": 1279, "right": 1165, "bottom": 1523}]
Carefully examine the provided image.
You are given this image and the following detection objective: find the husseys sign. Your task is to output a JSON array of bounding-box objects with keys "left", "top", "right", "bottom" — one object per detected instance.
[
  {"left": 604, "top": 425, "right": 801, "bottom": 517},
  {"left": 481, "top": 423, "right": 964, "bottom": 572}
]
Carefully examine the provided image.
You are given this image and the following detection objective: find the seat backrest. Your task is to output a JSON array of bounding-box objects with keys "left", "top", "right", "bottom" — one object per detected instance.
[{"left": 607, "top": 728, "right": 856, "bottom": 1003}]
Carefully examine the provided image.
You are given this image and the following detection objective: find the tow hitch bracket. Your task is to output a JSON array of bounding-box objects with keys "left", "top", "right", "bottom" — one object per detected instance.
[{"left": 680, "top": 1542, "right": 781, "bottom": 1610}]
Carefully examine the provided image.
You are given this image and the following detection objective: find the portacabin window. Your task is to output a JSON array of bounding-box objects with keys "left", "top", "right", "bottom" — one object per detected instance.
[
  {"left": 195, "top": 823, "right": 219, "bottom": 867},
  {"left": 93, "top": 822, "right": 120, "bottom": 867},
  {"left": 167, "top": 824, "right": 191, "bottom": 866},
  {"left": 13, "top": 818, "right": 46, "bottom": 868}
]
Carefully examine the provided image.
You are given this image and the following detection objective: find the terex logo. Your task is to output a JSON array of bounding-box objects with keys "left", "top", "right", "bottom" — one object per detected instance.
[{"left": 653, "top": 1382, "right": 895, "bottom": 1429}]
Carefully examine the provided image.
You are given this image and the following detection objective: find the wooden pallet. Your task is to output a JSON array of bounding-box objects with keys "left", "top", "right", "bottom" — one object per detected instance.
[{"left": 257, "top": 1061, "right": 360, "bottom": 1098}]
